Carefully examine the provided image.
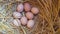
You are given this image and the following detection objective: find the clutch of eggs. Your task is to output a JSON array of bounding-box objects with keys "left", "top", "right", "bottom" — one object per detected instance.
[{"left": 12, "top": 2, "right": 39, "bottom": 29}]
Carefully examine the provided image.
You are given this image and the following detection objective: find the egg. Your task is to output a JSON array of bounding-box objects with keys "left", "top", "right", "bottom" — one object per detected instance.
[
  {"left": 26, "top": 12, "right": 34, "bottom": 19},
  {"left": 31, "top": 7, "right": 39, "bottom": 14},
  {"left": 13, "top": 19, "right": 21, "bottom": 26},
  {"left": 24, "top": 3, "right": 31, "bottom": 12},
  {"left": 17, "top": 3, "right": 24, "bottom": 12},
  {"left": 20, "top": 16, "right": 28, "bottom": 25},
  {"left": 13, "top": 12, "right": 22, "bottom": 18},
  {"left": 27, "top": 20, "right": 35, "bottom": 28}
]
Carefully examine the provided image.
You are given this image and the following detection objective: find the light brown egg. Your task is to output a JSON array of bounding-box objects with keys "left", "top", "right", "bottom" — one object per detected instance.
[
  {"left": 17, "top": 3, "right": 24, "bottom": 12},
  {"left": 20, "top": 16, "right": 28, "bottom": 25},
  {"left": 26, "top": 12, "right": 34, "bottom": 19},
  {"left": 13, "top": 12, "right": 22, "bottom": 18},
  {"left": 27, "top": 20, "right": 35, "bottom": 28},
  {"left": 13, "top": 19, "right": 21, "bottom": 26},
  {"left": 31, "top": 7, "right": 39, "bottom": 14},
  {"left": 24, "top": 3, "right": 31, "bottom": 12}
]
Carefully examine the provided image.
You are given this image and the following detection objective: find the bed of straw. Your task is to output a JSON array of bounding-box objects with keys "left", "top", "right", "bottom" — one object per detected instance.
[{"left": 0, "top": 0, "right": 60, "bottom": 34}]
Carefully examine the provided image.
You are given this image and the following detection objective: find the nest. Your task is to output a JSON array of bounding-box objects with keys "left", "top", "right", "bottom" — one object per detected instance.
[{"left": 0, "top": 0, "right": 60, "bottom": 34}]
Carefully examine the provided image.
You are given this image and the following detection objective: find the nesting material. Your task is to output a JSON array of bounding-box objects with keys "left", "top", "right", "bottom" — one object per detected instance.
[{"left": 0, "top": 0, "right": 60, "bottom": 34}]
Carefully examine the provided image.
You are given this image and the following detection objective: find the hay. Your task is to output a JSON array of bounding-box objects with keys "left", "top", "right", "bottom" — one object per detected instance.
[{"left": 0, "top": 0, "right": 60, "bottom": 34}]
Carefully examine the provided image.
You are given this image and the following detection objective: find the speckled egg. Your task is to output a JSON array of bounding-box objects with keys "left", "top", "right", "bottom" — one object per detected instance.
[
  {"left": 26, "top": 12, "right": 34, "bottom": 19},
  {"left": 17, "top": 3, "right": 24, "bottom": 12},
  {"left": 27, "top": 20, "right": 35, "bottom": 28},
  {"left": 13, "top": 12, "right": 22, "bottom": 18},
  {"left": 24, "top": 3, "right": 31, "bottom": 12},
  {"left": 31, "top": 7, "right": 39, "bottom": 14},
  {"left": 20, "top": 16, "right": 28, "bottom": 25},
  {"left": 13, "top": 19, "right": 21, "bottom": 26}
]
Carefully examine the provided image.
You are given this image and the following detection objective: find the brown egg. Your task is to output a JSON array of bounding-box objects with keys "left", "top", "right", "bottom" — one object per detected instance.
[
  {"left": 13, "top": 12, "right": 22, "bottom": 18},
  {"left": 31, "top": 7, "right": 39, "bottom": 14},
  {"left": 27, "top": 20, "right": 35, "bottom": 28},
  {"left": 26, "top": 12, "right": 34, "bottom": 19},
  {"left": 24, "top": 3, "right": 31, "bottom": 12},
  {"left": 17, "top": 3, "right": 24, "bottom": 12},
  {"left": 20, "top": 16, "right": 28, "bottom": 25},
  {"left": 13, "top": 19, "right": 21, "bottom": 26}
]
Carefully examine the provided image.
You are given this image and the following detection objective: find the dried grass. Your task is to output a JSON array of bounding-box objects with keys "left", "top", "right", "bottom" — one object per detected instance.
[{"left": 0, "top": 0, "right": 60, "bottom": 34}]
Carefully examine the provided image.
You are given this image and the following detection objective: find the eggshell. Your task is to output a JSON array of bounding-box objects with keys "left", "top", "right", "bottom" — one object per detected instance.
[
  {"left": 27, "top": 20, "right": 35, "bottom": 28},
  {"left": 13, "top": 12, "right": 22, "bottom": 18},
  {"left": 26, "top": 12, "right": 34, "bottom": 19},
  {"left": 13, "top": 19, "right": 21, "bottom": 26},
  {"left": 20, "top": 16, "right": 28, "bottom": 25},
  {"left": 17, "top": 3, "right": 24, "bottom": 12},
  {"left": 24, "top": 3, "right": 31, "bottom": 12},
  {"left": 31, "top": 7, "right": 39, "bottom": 14}
]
